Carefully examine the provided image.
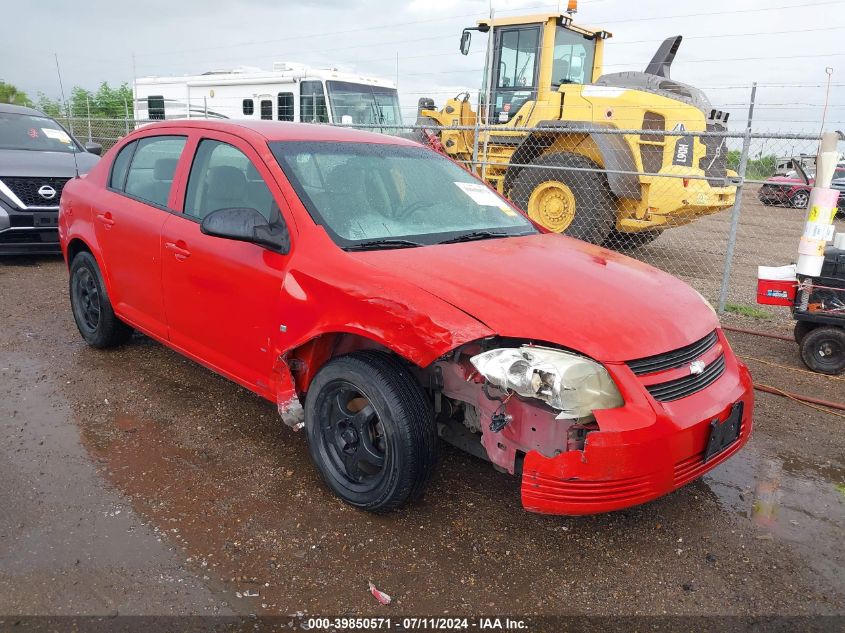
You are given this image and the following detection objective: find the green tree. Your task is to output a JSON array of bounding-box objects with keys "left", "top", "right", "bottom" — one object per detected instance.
[
  {"left": 36, "top": 93, "right": 63, "bottom": 117},
  {"left": 0, "top": 82, "right": 33, "bottom": 107}
]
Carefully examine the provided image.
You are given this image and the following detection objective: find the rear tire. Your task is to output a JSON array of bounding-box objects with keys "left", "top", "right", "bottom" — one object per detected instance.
[
  {"left": 509, "top": 152, "right": 617, "bottom": 245},
  {"left": 69, "top": 251, "right": 133, "bottom": 348},
  {"left": 603, "top": 229, "right": 663, "bottom": 250},
  {"left": 799, "top": 326, "right": 845, "bottom": 375},
  {"left": 304, "top": 351, "right": 437, "bottom": 512}
]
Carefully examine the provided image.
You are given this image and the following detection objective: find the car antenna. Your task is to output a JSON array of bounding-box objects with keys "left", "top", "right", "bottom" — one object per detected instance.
[{"left": 54, "top": 52, "right": 80, "bottom": 178}]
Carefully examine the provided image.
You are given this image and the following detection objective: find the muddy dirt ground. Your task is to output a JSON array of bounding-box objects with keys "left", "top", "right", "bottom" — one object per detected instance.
[{"left": 1, "top": 206, "right": 843, "bottom": 620}]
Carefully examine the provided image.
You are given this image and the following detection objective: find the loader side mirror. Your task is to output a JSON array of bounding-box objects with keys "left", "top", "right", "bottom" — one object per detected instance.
[{"left": 460, "top": 30, "right": 472, "bottom": 55}]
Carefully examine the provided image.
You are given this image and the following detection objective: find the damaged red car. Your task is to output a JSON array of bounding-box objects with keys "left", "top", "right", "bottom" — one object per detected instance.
[{"left": 59, "top": 120, "right": 753, "bottom": 515}]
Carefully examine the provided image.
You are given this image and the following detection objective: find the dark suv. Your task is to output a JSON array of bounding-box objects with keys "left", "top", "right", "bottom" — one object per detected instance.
[{"left": 0, "top": 103, "right": 101, "bottom": 255}]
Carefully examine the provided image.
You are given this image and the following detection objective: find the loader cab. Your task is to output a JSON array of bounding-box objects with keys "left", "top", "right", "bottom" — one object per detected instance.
[{"left": 476, "top": 13, "right": 609, "bottom": 125}]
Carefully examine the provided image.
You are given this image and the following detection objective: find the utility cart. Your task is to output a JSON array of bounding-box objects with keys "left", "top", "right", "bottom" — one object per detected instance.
[
  {"left": 759, "top": 247, "right": 845, "bottom": 375},
  {"left": 792, "top": 247, "right": 845, "bottom": 374}
]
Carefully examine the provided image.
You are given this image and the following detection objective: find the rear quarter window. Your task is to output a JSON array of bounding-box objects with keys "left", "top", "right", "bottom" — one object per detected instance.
[{"left": 109, "top": 141, "right": 137, "bottom": 191}]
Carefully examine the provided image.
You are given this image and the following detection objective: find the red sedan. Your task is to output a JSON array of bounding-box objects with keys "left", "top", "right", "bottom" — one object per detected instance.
[{"left": 59, "top": 120, "right": 753, "bottom": 515}]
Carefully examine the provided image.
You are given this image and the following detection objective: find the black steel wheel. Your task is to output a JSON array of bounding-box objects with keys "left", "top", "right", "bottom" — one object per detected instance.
[
  {"left": 799, "top": 326, "right": 845, "bottom": 375},
  {"left": 305, "top": 351, "right": 437, "bottom": 512},
  {"left": 69, "top": 251, "right": 133, "bottom": 348}
]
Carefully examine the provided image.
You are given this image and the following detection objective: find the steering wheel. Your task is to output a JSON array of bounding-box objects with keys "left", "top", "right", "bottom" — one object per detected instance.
[{"left": 395, "top": 199, "right": 436, "bottom": 219}]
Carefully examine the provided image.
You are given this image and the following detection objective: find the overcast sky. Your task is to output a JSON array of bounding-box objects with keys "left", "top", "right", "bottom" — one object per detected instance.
[{"left": 2, "top": 0, "right": 843, "bottom": 142}]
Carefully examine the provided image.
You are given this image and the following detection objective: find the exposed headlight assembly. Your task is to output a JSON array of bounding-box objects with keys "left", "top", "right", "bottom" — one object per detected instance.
[{"left": 470, "top": 346, "right": 623, "bottom": 419}]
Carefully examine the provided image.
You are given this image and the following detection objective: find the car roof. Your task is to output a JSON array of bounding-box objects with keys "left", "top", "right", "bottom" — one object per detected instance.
[
  {"left": 0, "top": 103, "right": 51, "bottom": 117},
  {"left": 134, "top": 119, "right": 419, "bottom": 146}
]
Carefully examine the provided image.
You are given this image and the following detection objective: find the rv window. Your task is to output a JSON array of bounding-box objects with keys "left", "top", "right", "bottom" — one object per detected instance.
[
  {"left": 260, "top": 100, "right": 272, "bottom": 120},
  {"left": 300, "top": 81, "right": 328, "bottom": 123},
  {"left": 243, "top": 99, "right": 254, "bottom": 116},
  {"left": 277, "top": 93, "right": 294, "bottom": 122},
  {"left": 148, "top": 95, "right": 165, "bottom": 120}
]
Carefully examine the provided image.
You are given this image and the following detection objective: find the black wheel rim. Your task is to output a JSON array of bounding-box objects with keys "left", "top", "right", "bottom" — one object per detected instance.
[
  {"left": 72, "top": 267, "right": 101, "bottom": 333},
  {"left": 813, "top": 336, "right": 843, "bottom": 371},
  {"left": 316, "top": 380, "right": 387, "bottom": 492}
]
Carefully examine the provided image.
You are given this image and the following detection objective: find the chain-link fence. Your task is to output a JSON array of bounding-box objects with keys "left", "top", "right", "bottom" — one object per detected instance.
[{"left": 56, "top": 114, "right": 843, "bottom": 315}]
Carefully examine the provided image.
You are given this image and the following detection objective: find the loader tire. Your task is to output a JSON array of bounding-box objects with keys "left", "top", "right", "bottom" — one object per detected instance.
[{"left": 509, "top": 152, "right": 617, "bottom": 245}]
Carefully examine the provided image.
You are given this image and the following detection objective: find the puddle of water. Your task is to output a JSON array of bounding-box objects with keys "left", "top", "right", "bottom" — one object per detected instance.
[{"left": 704, "top": 442, "right": 845, "bottom": 590}]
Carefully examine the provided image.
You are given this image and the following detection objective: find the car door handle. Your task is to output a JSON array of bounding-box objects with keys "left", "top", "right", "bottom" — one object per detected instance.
[
  {"left": 164, "top": 241, "right": 191, "bottom": 261},
  {"left": 96, "top": 212, "right": 115, "bottom": 229}
]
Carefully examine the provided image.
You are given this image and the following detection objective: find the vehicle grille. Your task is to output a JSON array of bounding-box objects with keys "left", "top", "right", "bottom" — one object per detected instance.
[
  {"left": 0, "top": 177, "right": 70, "bottom": 208},
  {"left": 645, "top": 354, "right": 726, "bottom": 402},
  {"left": 626, "top": 330, "right": 718, "bottom": 376},
  {"left": 698, "top": 122, "right": 728, "bottom": 186}
]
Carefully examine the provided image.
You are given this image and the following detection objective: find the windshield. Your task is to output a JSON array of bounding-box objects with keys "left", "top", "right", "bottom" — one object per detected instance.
[
  {"left": 326, "top": 81, "right": 402, "bottom": 126},
  {"left": 552, "top": 26, "right": 596, "bottom": 86},
  {"left": 271, "top": 141, "right": 536, "bottom": 249},
  {"left": 0, "top": 113, "right": 80, "bottom": 153}
]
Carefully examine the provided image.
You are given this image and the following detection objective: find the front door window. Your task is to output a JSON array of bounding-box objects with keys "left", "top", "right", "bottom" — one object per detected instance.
[{"left": 488, "top": 25, "right": 540, "bottom": 124}]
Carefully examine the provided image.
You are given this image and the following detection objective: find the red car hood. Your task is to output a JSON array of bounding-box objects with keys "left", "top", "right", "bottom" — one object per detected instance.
[{"left": 353, "top": 233, "right": 719, "bottom": 363}]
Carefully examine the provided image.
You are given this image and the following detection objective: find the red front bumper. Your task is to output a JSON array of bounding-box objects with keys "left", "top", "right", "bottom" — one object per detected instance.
[{"left": 520, "top": 333, "right": 754, "bottom": 515}]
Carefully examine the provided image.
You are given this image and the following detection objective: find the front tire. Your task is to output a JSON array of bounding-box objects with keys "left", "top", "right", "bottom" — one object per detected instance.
[
  {"left": 799, "top": 326, "right": 845, "bottom": 375},
  {"left": 509, "top": 152, "right": 617, "bottom": 245},
  {"left": 790, "top": 189, "right": 810, "bottom": 209},
  {"left": 304, "top": 351, "right": 437, "bottom": 512},
  {"left": 69, "top": 251, "right": 133, "bottom": 348}
]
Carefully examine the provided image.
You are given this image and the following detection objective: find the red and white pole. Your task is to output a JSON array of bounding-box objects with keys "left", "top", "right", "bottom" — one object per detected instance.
[{"left": 796, "top": 132, "right": 840, "bottom": 277}]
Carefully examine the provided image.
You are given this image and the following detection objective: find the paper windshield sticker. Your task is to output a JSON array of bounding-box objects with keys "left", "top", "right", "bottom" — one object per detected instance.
[
  {"left": 42, "top": 128, "right": 71, "bottom": 143},
  {"left": 455, "top": 181, "right": 507, "bottom": 207}
]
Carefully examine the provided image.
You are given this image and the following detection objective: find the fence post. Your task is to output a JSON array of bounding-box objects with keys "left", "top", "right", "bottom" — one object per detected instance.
[
  {"left": 124, "top": 98, "right": 130, "bottom": 135},
  {"left": 717, "top": 82, "right": 757, "bottom": 313},
  {"left": 86, "top": 95, "right": 92, "bottom": 142}
]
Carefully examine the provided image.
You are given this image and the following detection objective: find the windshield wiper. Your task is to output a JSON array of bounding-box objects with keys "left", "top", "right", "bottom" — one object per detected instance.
[
  {"left": 345, "top": 238, "right": 425, "bottom": 251},
  {"left": 437, "top": 230, "right": 518, "bottom": 245}
]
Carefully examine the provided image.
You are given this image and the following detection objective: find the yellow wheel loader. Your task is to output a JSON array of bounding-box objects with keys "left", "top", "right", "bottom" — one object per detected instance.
[{"left": 416, "top": 9, "right": 736, "bottom": 247}]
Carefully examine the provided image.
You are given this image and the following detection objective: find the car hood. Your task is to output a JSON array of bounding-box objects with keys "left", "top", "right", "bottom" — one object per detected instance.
[
  {"left": 0, "top": 149, "right": 99, "bottom": 177},
  {"left": 352, "top": 233, "right": 719, "bottom": 363}
]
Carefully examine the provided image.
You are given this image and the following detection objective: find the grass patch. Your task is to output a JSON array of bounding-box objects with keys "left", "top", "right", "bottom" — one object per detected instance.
[{"left": 722, "top": 303, "right": 773, "bottom": 319}]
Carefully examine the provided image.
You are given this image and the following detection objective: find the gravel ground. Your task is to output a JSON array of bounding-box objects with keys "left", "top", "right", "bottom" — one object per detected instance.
[{"left": 0, "top": 206, "right": 843, "bottom": 620}]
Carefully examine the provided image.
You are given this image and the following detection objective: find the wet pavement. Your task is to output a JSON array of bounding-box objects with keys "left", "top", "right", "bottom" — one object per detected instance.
[{"left": 0, "top": 257, "right": 843, "bottom": 617}]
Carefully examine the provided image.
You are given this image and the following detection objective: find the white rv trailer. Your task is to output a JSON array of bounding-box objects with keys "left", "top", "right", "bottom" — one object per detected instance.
[{"left": 133, "top": 62, "right": 402, "bottom": 126}]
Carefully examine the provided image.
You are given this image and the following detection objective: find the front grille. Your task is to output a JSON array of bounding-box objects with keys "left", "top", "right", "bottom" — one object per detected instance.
[
  {"left": 626, "top": 330, "right": 718, "bottom": 376},
  {"left": 698, "top": 122, "right": 728, "bottom": 186},
  {"left": 646, "top": 354, "right": 726, "bottom": 402},
  {"left": 1, "top": 177, "right": 70, "bottom": 208}
]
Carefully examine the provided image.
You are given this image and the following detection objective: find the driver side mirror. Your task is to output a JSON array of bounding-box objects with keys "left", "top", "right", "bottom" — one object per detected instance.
[
  {"left": 460, "top": 29, "right": 472, "bottom": 56},
  {"left": 84, "top": 142, "right": 102, "bottom": 155},
  {"left": 200, "top": 207, "right": 290, "bottom": 254}
]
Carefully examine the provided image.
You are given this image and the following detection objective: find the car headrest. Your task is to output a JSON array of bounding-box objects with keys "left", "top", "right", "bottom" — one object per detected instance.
[
  {"left": 207, "top": 165, "right": 246, "bottom": 199},
  {"left": 246, "top": 162, "right": 262, "bottom": 182},
  {"left": 153, "top": 158, "right": 178, "bottom": 181}
]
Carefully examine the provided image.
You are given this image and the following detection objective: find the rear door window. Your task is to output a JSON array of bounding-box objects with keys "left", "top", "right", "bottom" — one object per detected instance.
[
  {"left": 123, "top": 135, "right": 187, "bottom": 208},
  {"left": 184, "top": 139, "right": 279, "bottom": 222}
]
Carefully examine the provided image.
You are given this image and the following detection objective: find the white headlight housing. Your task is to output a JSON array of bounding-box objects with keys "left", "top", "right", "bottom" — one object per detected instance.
[{"left": 470, "top": 346, "right": 623, "bottom": 419}]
